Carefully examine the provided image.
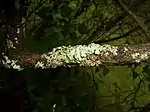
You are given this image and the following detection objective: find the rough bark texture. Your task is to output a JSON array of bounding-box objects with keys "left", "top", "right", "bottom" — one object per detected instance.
[{"left": 1, "top": 43, "right": 150, "bottom": 71}]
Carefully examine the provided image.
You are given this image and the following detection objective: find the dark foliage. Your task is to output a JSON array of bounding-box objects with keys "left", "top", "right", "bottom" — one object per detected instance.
[{"left": 0, "top": 0, "right": 28, "bottom": 25}]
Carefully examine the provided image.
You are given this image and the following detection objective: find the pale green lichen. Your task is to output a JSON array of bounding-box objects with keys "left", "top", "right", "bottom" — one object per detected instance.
[
  {"left": 6, "top": 39, "right": 16, "bottom": 49},
  {"left": 15, "top": 40, "right": 19, "bottom": 44},
  {"left": 35, "top": 43, "right": 118, "bottom": 69},
  {"left": 14, "top": 38, "right": 18, "bottom": 40},
  {"left": 2, "top": 54, "right": 23, "bottom": 71},
  {"left": 16, "top": 28, "right": 20, "bottom": 34},
  {"left": 131, "top": 52, "right": 149, "bottom": 63},
  {"left": 52, "top": 104, "right": 56, "bottom": 112},
  {"left": 124, "top": 47, "right": 128, "bottom": 52},
  {"left": 14, "top": 38, "right": 19, "bottom": 44},
  {"left": 35, "top": 61, "right": 45, "bottom": 69},
  {"left": 141, "top": 53, "right": 148, "bottom": 59},
  {"left": 3, "top": 43, "right": 150, "bottom": 70},
  {"left": 21, "top": 18, "right": 26, "bottom": 24}
]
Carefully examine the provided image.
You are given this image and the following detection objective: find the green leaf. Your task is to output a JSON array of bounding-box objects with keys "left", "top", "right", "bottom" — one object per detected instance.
[
  {"left": 44, "top": 27, "right": 63, "bottom": 37},
  {"left": 132, "top": 71, "right": 138, "bottom": 79},
  {"left": 64, "top": 23, "right": 76, "bottom": 33},
  {"left": 148, "top": 84, "right": 150, "bottom": 91},
  {"left": 143, "top": 65, "right": 150, "bottom": 74},
  {"left": 24, "top": 31, "right": 64, "bottom": 52},
  {"left": 134, "top": 65, "right": 143, "bottom": 74},
  {"left": 102, "top": 67, "right": 109, "bottom": 76},
  {"left": 146, "top": 76, "right": 150, "bottom": 82},
  {"left": 143, "top": 65, "right": 150, "bottom": 82},
  {"left": 78, "top": 23, "right": 89, "bottom": 34},
  {"left": 139, "top": 1, "right": 150, "bottom": 12},
  {"left": 36, "top": 6, "right": 53, "bottom": 19},
  {"left": 60, "top": 3, "right": 73, "bottom": 17},
  {"left": 69, "top": 32, "right": 77, "bottom": 44}
]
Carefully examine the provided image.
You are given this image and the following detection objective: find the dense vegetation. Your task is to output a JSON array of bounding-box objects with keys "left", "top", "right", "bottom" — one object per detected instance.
[{"left": 1, "top": 0, "right": 150, "bottom": 112}]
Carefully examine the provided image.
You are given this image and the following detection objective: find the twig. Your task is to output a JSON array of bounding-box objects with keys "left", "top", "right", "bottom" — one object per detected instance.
[{"left": 118, "top": 0, "right": 149, "bottom": 37}]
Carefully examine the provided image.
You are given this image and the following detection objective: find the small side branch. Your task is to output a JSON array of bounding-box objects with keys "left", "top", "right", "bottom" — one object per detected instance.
[{"left": 118, "top": 0, "right": 149, "bottom": 37}]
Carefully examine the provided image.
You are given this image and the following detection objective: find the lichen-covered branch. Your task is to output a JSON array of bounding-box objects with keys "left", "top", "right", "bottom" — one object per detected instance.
[{"left": 1, "top": 43, "right": 150, "bottom": 71}]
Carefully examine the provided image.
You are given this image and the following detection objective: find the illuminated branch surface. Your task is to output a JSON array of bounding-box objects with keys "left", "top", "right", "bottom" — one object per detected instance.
[{"left": 1, "top": 43, "right": 150, "bottom": 71}]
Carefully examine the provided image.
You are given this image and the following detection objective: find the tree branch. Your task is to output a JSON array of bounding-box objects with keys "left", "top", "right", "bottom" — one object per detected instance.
[{"left": 1, "top": 43, "right": 150, "bottom": 71}]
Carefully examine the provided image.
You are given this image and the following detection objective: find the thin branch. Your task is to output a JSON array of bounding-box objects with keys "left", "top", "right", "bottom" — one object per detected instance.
[
  {"left": 84, "top": 11, "right": 126, "bottom": 44},
  {"left": 2, "top": 42, "right": 150, "bottom": 71},
  {"left": 118, "top": 0, "right": 149, "bottom": 37},
  {"left": 95, "top": 26, "right": 139, "bottom": 44}
]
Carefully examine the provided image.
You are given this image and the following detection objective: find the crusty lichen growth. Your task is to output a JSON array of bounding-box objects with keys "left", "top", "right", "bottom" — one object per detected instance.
[
  {"left": 2, "top": 43, "right": 150, "bottom": 71},
  {"left": 131, "top": 52, "right": 149, "bottom": 63},
  {"left": 2, "top": 53, "right": 23, "bottom": 71},
  {"left": 35, "top": 43, "right": 118, "bottom": 68},
  {"left": 6, "top": 25, "right": 22, "bottom": 50},
  {"left": 6, "top": 39, "right": 16, "bottom": 49}
]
